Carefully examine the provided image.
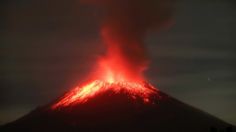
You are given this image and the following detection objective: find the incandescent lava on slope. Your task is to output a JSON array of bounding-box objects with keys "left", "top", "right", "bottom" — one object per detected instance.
[{"left": 52, "top": 80, "right": 159, "bottom": 109}]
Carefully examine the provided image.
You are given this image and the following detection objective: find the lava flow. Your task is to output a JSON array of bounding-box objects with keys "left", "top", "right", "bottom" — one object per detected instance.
[{"left": 52, "top": 80, "right": 158, "bottom": 109}]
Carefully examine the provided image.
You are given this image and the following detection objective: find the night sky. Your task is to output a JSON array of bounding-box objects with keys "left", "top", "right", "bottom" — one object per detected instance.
[{"left": 1, "top": 0, "right": 236, "bottom": 126}]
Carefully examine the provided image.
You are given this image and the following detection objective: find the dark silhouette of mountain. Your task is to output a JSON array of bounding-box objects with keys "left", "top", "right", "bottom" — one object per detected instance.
[{"left": 1, "top": 87, "right": 235, "bottom": 132}]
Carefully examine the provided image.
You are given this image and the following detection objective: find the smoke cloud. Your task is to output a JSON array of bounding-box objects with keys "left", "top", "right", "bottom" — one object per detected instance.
[{"left": 83, "top": 0, "right": 174, "bottom": 80}]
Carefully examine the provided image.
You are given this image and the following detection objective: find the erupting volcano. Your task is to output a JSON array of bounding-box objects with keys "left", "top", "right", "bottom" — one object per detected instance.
[
  {"left": 51, "top": 4, "right": 165, "bottom": 108},
  {"left": 52, "top": 25, "right": 159, "bottom": 109},
  {"left": 1, "top": 0, "right": 235, "bottom": 132}
]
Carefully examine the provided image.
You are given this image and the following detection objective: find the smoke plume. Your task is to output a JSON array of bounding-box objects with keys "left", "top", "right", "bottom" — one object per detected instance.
[{"left": 83, "top": 0, "right": 174, "bottom": 81}]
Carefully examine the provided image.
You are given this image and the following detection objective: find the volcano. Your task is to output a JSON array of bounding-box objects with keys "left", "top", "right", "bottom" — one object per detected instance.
[
  {"left": 1, "top": 80, "right": 235, "bottom": 132},
  {"left": 2, "top": 1, "right": 235, "bottom": 131}
]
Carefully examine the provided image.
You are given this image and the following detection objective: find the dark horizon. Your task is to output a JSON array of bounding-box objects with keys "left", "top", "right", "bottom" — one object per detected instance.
[{"left": 1, "top": 0, "right": 236, "bottom": 126}]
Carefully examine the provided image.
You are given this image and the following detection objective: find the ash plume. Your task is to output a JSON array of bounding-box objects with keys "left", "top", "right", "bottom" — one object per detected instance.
[{"left": 83, "top": 0, "right": 174, "bottom": 79}]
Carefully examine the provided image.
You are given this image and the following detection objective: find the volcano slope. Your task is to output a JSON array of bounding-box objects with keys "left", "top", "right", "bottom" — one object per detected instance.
[{"left": 1, "top": 82, "right": 235, "bottom": 132}]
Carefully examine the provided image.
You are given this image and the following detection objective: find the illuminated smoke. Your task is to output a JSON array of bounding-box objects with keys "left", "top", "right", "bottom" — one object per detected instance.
[{"left": 87, "top": 0, "right": 174, "bottom": 80}]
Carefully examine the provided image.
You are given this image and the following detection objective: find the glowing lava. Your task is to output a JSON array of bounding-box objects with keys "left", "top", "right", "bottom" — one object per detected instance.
[{"left": 52, "top": 80, "right": 157, "bottom": 109}]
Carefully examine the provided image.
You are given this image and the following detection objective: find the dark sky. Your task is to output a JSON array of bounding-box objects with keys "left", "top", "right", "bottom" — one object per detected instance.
[{"left": 1, "top": 0, "right": 236, "bottom": 125}]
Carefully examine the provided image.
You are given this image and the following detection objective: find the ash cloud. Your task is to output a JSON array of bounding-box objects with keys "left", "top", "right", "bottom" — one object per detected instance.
[{"left": 83, "top": 0, "right": 174, "bottom": 75}]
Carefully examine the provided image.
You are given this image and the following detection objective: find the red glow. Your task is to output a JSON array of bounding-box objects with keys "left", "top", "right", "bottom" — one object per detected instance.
[
  {"left": 52, "top": 80, "right": 157, "bottom": 109},
  {"left": 52, "top": 26, "right": 158, "bottom": 109}
]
